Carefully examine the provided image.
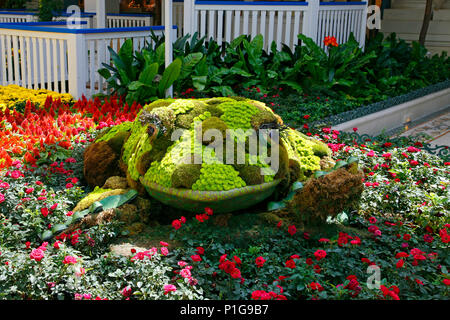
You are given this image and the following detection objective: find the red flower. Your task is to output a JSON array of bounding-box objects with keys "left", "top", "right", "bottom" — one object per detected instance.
[
  {"left": 191, "top": 254, "right": 202, "bottom": 262},
  {"left": 309, "top": 282, "right": 324, "bottom": 292},
  {"left": 172, "top": 219, "right": 182, "bottom": 230},
  {"left": 396, "top": 259, "right": 404, "bottom": 268},
  {"left": 196, "top": 247, "right": 205, "bottom": 255},
  {"left": 287, "top": 225, "right": 297, "bottom": 236},
  {"left": 40, "top": 207, "right": 49, "bottom": 217},
  {"left": 285, "top": 259, "right": 296, "bottom": 269},
  {"left": 255, "top": 256, "right": 266, "bottom": 268},
  {"left": 314, "top": 249, "right": 327, "bottom": 261}
]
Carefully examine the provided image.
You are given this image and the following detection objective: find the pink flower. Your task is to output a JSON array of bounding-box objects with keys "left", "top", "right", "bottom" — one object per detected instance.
[
  {"left": 62, "top": 256, "right": 77, "bottom": 265},
  {"left": 75, "top": 267, "right": 86, "bottom": 277},
  {"left": 30, "top": 248, "right": 45, "bottom": 262},
  {"left": 164, "top": 284, "right": 177, "bottom": 295},
  {"left": 160, "top": 241, "right": 169, "bottom": 247},
  {"left": 122, "top": 286, "right": 132, "bottom": 297},
  {"left": 180, "top": 268, "right": 192, "bottom": 279},
  {"left": 0, "top": 193, "right": 4, "bottom": 204},
  {"left": 65, "top": 183, "right": 74, "bottom": 189},
  {"left": 178, "top": 261, "right": 188, "bottom": 267},
  {"left": 161, "top": 247, "right": 169, "bottom": 256}
]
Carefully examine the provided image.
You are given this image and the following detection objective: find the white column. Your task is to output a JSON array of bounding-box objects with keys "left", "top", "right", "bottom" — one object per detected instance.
[
  {"left": 67, "top": 33, "right": 87, "bottom": 99},
  {"left": 165, "top": 0, "right": 173, "bottom": 97},
  {"left": 304, "top": 0, "right": 320, "bottom": 44},
  {"left": 183, "top": 0, "right": 194, "bottom": 36},
  {"left": 96, "top": 0, "right": 106, "bottom": 28},
  {"left": 359, "top": 3, "right": 369, "bottom": 50}
]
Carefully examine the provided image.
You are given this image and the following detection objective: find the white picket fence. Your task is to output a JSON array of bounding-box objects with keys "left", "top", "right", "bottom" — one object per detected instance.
[
  {"left": 0, "top": 23, "right": 176, "bottom": 99},
  {"left": 183, "top": 1, "right": 368, "bottom": 51}
]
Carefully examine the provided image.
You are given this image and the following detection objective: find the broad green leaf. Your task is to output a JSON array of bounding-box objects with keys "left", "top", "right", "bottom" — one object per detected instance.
[{"left": 158, "top": 58, "right": 182, "bottom": 97}]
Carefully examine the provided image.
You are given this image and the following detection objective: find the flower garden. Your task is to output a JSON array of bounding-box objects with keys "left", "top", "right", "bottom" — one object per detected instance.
[{"left": 0, "top": 33, "right": 449, "bottom": 302}]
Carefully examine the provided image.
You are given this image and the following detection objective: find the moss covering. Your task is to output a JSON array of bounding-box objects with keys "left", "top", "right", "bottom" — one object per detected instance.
[
  {"left": 201, "top": 116, "right": 228, "bottom": 145},
  {"left": 171, "top": 163, "right": 202, "bottom": 189}
]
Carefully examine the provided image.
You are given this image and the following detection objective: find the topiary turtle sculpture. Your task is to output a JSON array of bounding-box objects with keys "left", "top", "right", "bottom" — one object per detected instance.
[{"left": 83, "top": 97, "right": 361, "bottom": 217}]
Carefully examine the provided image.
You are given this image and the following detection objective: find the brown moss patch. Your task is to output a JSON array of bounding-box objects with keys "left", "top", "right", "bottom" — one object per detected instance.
[
  {"left": 288, "top": 167, "right": 364, "bottom": 225},
  {"left": 83, "top": 141, "right": 121, "bottom": 188}
]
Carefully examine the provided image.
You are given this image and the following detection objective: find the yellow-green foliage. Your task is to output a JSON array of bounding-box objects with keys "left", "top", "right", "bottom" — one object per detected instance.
[
  {"left": 218, "top": 101, "right": 260, "bottom": 130},
  {"left": 143, "top": 98, "right": 175, "bottom": 112},
  {"left": 281, "top": 129, "right": 323, "bottom": 180},
  {"left": 191, "top": 164, "right": 246, "bottom": 191},
  {"left": 95, "top": 122, "right": 133, "bottom": 154}
]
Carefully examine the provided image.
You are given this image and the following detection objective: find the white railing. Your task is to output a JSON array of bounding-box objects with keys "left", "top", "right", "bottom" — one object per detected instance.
[
  {"left": 106, "top": 14, "right": 153, "bottom": 28},
  {"left": 0, "top": 11, "right": 37, "bottom": 23},
  {"left": 183, "top": 0, "right": 368, "bottom": 51},
  {"left": 0, "top": 22, "right": 177, "bottom": 99},
  {"left": 187, "top": 1, "right": 310, "bottom": 51},
  {"left": 0, "top": 11, "right": 154, "bottom": 29}
]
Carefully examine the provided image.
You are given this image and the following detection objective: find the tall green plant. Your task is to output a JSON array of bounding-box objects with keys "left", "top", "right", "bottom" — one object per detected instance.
[{"left": 99, "top": 38, "right": 197, "bottom": 105}]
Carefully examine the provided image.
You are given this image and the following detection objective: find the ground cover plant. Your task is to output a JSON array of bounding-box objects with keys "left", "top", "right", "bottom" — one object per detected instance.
[{"left": 0, "top": 89, "right": 448, "bottom": 300}]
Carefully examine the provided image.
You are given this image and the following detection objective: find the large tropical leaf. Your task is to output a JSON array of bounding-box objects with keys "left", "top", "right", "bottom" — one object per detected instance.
[{"left": 158, "top": 58, "right": 182, "bottom": 97}]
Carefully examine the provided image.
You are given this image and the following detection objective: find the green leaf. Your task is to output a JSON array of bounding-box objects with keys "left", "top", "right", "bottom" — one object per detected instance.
[
  {"left": 268, "top": 201, "right": 286, "bottom": 211},
  {"left": 192, "top": 75, "right": 207, "bottom": 91},
  {"left": 128, "top": 81, "right": 145, "bottom": 91},
  {"left": 51, "top": 224, "right": 67, "bottom": 235},
  {"left": 333, "top": 160, "right": 348, "bottom": 170},
  {"left": 138, "top": 62, "right": 159, "bottom": 86},
  {"left": 314, "top": 171, "right": 327, "bottom": 178},
  {"left": 41, "top": 230, "right": 53, "bottom": 241},
  {"left": 291, "top": 181, "right": 303, "bottom": 191},
  {"left": 158, "top": 58, "right": 182, "bottom": 97}
]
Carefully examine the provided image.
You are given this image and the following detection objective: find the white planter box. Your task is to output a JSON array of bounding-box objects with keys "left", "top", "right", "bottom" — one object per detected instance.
[{"left": 333, "top": 87, "right": 450, "bottom": 136}]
